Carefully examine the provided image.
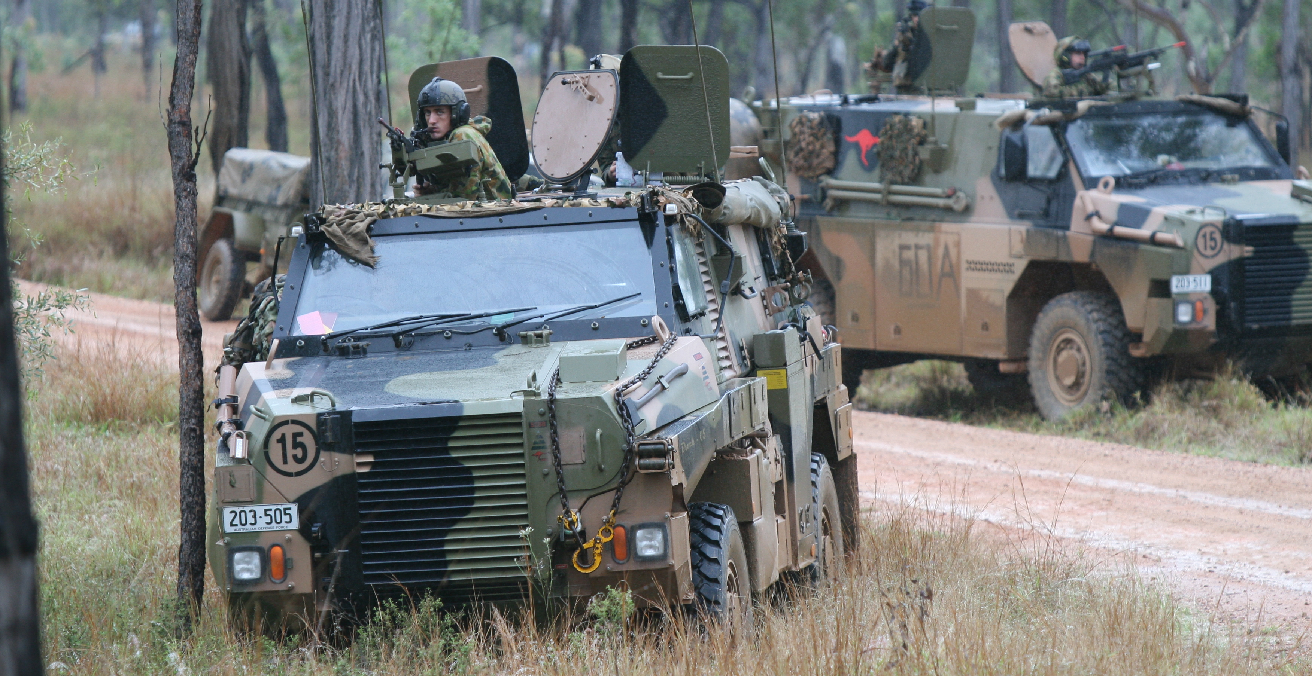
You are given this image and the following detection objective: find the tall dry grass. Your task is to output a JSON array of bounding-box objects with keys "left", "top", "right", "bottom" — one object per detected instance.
[
  {"left": 855, "top": 361, "right": 1312, "bottom": 466},
  {"left": 22, "top": 342, "right": 1309, "bottom": 674}
]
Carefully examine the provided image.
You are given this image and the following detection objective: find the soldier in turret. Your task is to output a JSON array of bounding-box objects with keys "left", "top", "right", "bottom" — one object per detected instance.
[
  {"left": 413, "top": 77, "right": 514, "bottom": 200},
  {"left": 1042, "top": 36, "right": 1111, "bottom": 99},
  {"left": 869, "top": 0, "right": 931, "bottom": 93}
]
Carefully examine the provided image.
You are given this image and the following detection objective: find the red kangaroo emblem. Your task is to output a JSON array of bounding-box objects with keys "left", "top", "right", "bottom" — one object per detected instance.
[{"left": 843, "top": 129, "right": 881, "bottom": 167}]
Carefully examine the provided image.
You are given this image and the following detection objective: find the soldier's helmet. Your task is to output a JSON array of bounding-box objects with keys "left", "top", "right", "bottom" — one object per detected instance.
[
  {"left": 1054, "top": 36, "right": 1091, "bottom": 69},
  {"left": 415, "top": 77, "right": 471, "bottom": 130},
  {"left": 906, "top": 0, "right": 929, "bottom": 13}
]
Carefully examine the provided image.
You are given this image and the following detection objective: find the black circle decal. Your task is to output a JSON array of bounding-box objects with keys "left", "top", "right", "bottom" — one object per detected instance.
[
  {"left": 1196, "top": 224, "right": 1224, "bottom": 259},
  {"left": 264, "top": 420, "right": 320, "bottom": 477}
]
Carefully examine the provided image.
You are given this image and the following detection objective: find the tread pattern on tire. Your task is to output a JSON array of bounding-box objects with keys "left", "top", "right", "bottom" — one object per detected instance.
[
  {"left": 808, "top": 453, "right": 844, "bottom": 581},
  {"left": 200, "top": 238, "right": 246, "bottom": 322},
  {"left": 1027, "top": 291, "right": 1142, "bottom": 419},
  {"left": 688, "top": 502, "right": 739, "bottom": 615}
]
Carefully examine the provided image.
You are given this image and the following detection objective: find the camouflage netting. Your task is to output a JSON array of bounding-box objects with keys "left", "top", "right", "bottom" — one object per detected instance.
[
  {"left": 876, "top": 115, "right": 927, "bottom": 185},
  {"left": 786, "top": 112, "right": 838, "bottom": 180},
  {"left": 220, "top": 275, "right": 283, "bottom": 369}
]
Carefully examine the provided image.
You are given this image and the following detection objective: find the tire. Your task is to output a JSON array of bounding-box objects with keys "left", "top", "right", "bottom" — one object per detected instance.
[
  {"left": 1027, "top": 291, "right": 1141, "bottom": 420},
  {"left": 808, "top": 453, "right": 845, "bottom": 585},
  {"left": 963, "top": 359, "right": 1029, "bottom": 404},
  {"left": 688, "top": 502, "right": 753, "bottom": 628},
  {"left": 199, "top": 238, "right": 246, "bottom": 321}
]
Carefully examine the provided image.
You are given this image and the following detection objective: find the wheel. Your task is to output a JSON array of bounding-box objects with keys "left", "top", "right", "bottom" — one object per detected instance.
[
  {"left": 1027, "top": 291, "right": 1141, "bottom": 420},
  {"left": 808, "top": 453, "right": 845, "bottom": 585},
  {"left": 199, "top": 238, "right": 246, "bottom": 321},
  {"left": 688, "top": 502, "right": 753, "bottom": 628},
  {"left": 831, "top": 454, "right": 861, "bottom": 554},
  {"left": 963, "top": 359, "right": 1029, "bottom": 404}
]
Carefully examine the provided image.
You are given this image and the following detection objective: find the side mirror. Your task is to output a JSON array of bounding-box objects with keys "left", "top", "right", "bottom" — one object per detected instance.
[
  {"left": 999, "top": 128, "right": 1027, "bottom": 181},
  {"left": 1276, "top": 118, "right": 1292, "bottom": 166}
]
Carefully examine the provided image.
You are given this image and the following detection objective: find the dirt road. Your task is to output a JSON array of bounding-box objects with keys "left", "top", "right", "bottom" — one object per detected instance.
[
  {"left": 856, "top": 412, "right": 1312, "bottom": 629},
  {"left": 29, "top": 280, "right": 1311, "bottom": 629}
]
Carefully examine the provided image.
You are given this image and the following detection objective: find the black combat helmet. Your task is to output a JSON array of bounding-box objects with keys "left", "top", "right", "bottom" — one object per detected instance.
[
  {"left": 906, "top": 0, "right": 929, "bottom": 13},
  {"left": 1055, "top": 36, "right": 1092, "bottom": 69},
  {"left": 415, "top": 77, "right": 470, "bottom": 130}
]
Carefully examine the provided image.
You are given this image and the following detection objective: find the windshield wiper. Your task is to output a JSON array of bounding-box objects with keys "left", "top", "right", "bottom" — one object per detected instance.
[
  {"left": 495, "top": 293, "right": 643, "bottom": 333},
  {"left": 383, "top": 306, "right": 538, "bottom": 340},
  {"left": 327, "top": 312, "right": 470, "bottom": 340},
  {"left": 322, "top": 306, "right": 536, "bottom": 348}
]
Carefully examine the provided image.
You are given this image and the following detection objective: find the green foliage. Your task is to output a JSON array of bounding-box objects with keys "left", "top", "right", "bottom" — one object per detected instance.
[
  {"left": 587, "top": 585, "right": 635, "bottom": 634},
  {"left": 5, "top": 122, "right": 87, "bottom": 381},
  {"left": 386, "top": 0, "right": 478, "bottom": 81},
  {"left": 353, "top": 596, "right": 473, "bottom": 674}
]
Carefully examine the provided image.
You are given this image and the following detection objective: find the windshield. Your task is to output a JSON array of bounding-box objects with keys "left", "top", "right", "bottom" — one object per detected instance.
[
  {"left": 291, "top": 223, "right": 658, "bottom": 334},
  {"left": 1065, "top": 112, "right": 1278, "bottom": 178}
]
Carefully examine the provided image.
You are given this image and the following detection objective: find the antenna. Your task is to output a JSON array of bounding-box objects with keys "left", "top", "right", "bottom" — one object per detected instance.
[
  {"left": 300, "top": 0, "right": 328, "bottom": 205},
  {"left": 376, "top": 0, "right": 394, "bottom": 126},
  {"left": 766, "top": 0, "right": 788, "bottom": 192},
  {"left": 686, "top": 0, "right": 720, "bottom": 181}
]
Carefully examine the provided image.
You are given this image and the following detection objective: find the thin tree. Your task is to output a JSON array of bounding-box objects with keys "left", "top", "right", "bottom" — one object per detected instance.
[
  {"left": 9, "top": 0, "right": 30, "bottom": 113},
  {"left": 166, "top": 0, "right": 207, "bottom": 635},
  {"left": 207, "top": 0, "right": 251, "bottom": 175},
  {"left": 618, "top": 0, "right": 639, "bottom": 54},
  {"left": 996, "top": 0, "right": 1015, "bottom": 92},
  {"left": 304, "top": 0, "right": 387, "bottom": 205},
  {"left": 1280, "top": 0, "right": 1300, "bottom": 167},
  {"left": 0, "top": 98, "right": 41, "bottom": 676},
  {"left": 539, "top": 0, "right": 563, "bottom": 85},
  {"left": 250, "top": 0, "right": 288, "bottom": 152},
  {"left": 1049, "top": 0, "right": 1067, "bottom": 37},
  {"left": 141, "top": 0, "right": 157, "bottom": 93}
]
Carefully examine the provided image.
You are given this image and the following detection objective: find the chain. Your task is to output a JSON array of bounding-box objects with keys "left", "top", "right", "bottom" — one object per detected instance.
[{"left": 548, "top": 331, "right": 680, "bottom": 574}]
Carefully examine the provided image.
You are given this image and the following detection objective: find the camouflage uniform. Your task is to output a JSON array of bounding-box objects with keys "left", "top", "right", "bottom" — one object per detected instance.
[
  {"left": 869, "top": 1, "right": 928, "bottom": 92},
  {"left": 1042, "top": 36, "right": 1111, "bottom": 99},
  {"left": 418, "top": 116, "right": 514, "bottom": 200}
]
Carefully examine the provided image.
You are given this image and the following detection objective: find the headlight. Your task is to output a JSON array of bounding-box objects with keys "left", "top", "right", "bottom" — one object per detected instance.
[
  {"left": 230, "top": 548, "right": 263, "bottom": 583},
  {"left": 1175, "top": 301, "right": 1193, "bottom": 324},
  {"left": 632, "top": 524, "right": 668, "bottom": 561}
]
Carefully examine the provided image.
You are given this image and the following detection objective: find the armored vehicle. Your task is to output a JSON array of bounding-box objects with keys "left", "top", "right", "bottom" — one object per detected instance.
[
  {"left": 762, "top": 11, "right": 1312, "bottom": 419},
  {"left": 208, "top": 48, "right": 857, "bottom": 630},
  {"left": 200, "top": 149, "right": 312, "bottom": 321}
]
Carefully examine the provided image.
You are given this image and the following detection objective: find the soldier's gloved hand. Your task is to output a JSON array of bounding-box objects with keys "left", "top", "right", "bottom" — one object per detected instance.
[{"left": 516, "top": 174, "right": 545, "bottom": 192}]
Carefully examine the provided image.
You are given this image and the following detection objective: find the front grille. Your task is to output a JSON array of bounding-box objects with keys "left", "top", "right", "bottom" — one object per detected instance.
[
  {"left": 353, "top": 412, "right": 530, "bottom": 599},
  {"left": 1242, "top": 222, "right": 1312, "bottom": 330}
]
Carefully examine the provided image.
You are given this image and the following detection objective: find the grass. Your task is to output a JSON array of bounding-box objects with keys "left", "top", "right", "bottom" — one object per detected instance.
[
  {"left": 21, "top": 342, "right": 1311, "bottom": 674},
  {"left": 853, "top": 360, "right": 1312, "bottom": 466}
]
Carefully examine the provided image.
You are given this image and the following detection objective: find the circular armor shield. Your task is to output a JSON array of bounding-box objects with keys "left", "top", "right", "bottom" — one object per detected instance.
[{"left": 531, "top": 70, "right": 619, "bottom": 184}]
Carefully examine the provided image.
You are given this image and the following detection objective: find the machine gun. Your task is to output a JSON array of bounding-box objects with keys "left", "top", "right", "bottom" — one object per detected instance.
[
  {"left": 379, "top": 117, "right": 480, "bottom": 201},
  {"left": 1061, "top": 41, "right": 1185, "bottom": 85}
]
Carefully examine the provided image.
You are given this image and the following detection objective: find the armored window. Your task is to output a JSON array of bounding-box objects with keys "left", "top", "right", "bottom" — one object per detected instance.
[
  {"left": 1025, "top": 126, "right": 1064, "bottom": 180},
  {"left": 671, "top": 229, "right": 710, "bottom": 320}
]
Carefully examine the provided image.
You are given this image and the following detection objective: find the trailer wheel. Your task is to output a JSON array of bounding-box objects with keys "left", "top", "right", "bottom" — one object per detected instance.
[
  {"left": 199, "top": 238, "right": 246, "bottom": 321},
  {"left": 689, "top": 502, "right": 753, "bottom": 628},
  {"left": 1028, "top": 291, "right": 1141, "bottom": 420},
  {"left": 808, "top": 453, "right": 845, "bottom": 584}
]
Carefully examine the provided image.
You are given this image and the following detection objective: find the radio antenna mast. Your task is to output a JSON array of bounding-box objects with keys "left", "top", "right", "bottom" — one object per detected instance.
[
  {"left": 300, "top": 0, "right": 327, "bottom": 205},
  {"left": 686, "top": 0, "right": 719, "bottom": 181},
  {"left": 767, "top": 0, "right": 788, "bottom": 192}
]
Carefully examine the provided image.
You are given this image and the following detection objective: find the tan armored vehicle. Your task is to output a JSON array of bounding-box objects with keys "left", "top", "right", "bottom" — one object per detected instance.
[
  {"left": 764, "top": 11, "right": 1312, "bottom": 418},
  {"left": 208, "top": 48, "right": 857, "bottom": 630}
]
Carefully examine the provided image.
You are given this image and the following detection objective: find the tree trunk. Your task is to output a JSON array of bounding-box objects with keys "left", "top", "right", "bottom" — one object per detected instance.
[
  {"left": 9, "top": 0, "right": 29, "bottom": 113},
  {"left": 166, "top": 0, "right": 206, "bottom": 636},
  {"left": 752, "top": 0, "right": 773, "bottom": 98},
  {"left": 574, "top": 0, "right": 603, "bottom": 60},
  {"left": 704, "top": 0, "right": 725, "bottom": 46},
  {"left": 1049, "top": 0, "right": 1067, "bottom": 37},
  {"left": 618, "top": 0, "right": 639, "bottom": 54},
  {"left": 539, "top": 0, "right": 563, "bottom": 84},
  {"left": 207, "top": 0, "right": 251, "bottom": 176},
  {"left": 306, "top": 0, "right": 387, "bottom": 206},
  {"left": 659, "top": 0, "right": 691, "bottom": 45},
  {"left": 825, "top": 33, "right": 847, "bottom": 94},
  {"left": 1281, "top": 0, "right": 1300, "bottom": 167},
  {"left": 93, "top": 5, "right": 108, "bottom": 73},
  {"left": 0, "top": 94, "right": 42, "bottom": 676},
  {"left": 1115, "top": 0, "right": 1208, "bottom": 93},
  {"left": 996, "top": 0, "right": 1015, "bottom": 93},
  {"left": 140, "top": 0, "right": 157, "bottom": 93},
  {"left": 250, "top": 0, "right": 287, "bottom": 152},
  {"left": 462, "top": 0, "right": 481, "bottom": 38}
]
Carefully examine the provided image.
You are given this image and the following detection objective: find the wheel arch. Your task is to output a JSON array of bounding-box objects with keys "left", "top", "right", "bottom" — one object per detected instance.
[{"left": 1006, "top": 260, "right": 1119, "bottom": 357}]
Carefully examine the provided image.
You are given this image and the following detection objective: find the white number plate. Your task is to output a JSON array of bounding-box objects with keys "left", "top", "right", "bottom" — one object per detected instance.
[
  {"left": 1171, "top": 274, "right": 1212, "bottom": 294},
  {"left": 222, "top": 504, "right": 299, "bottom": 533}
]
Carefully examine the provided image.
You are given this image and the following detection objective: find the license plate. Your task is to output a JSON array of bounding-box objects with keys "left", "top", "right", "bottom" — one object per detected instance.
[
  {"left": 1171, "top": 274, "right": 1212, "bottom": 294},
  {"left": 222, "top": 504, "right": 299, "bottom": 533}
]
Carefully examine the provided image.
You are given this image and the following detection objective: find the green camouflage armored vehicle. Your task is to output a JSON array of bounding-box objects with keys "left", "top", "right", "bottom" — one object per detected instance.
[
  {"left": 200, "top": 148, "right": 312, "bottom": 321},
  {"left": 208, "top": 48, "right": 857, "bottom": 630},
  {"left": 758, "top": 11, "right": 1312, "bottom": 419}
]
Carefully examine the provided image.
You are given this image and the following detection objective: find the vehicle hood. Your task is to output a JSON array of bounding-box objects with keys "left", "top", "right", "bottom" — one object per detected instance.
[{"left": 1106, "top": 180, "right": 1312, "bottom": 226}]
